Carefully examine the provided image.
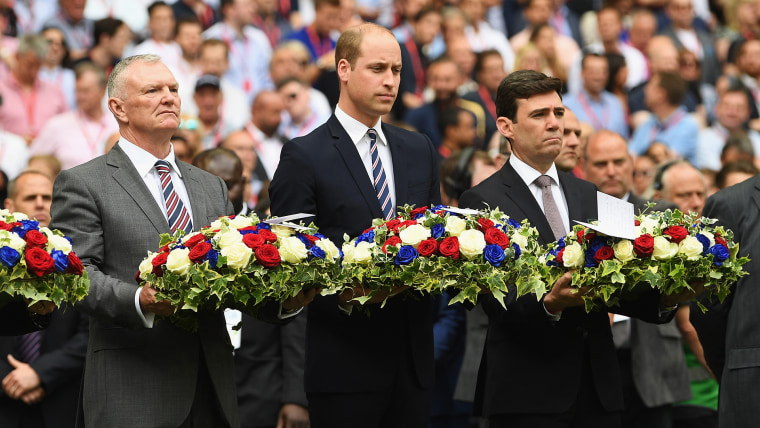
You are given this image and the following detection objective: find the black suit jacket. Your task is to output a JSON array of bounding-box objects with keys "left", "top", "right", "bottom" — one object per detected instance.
[
  {"left": 0, "top": 300, "right": 49, "bottom": 336},
  {"left": 269, "top": 115, "right": 441, "bottom": 395},
  {"left": 458, "top": 161, "right": 670, "bottom": 417},
  {"left": 0, "top": 305, "right": 88, "bottom": 428}
]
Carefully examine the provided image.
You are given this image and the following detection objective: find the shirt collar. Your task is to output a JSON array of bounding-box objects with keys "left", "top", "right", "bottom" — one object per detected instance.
[
  {"left": 509, "top": 153, "right": 560, "bottom": 188},
  {"left": 118, "top": 138, "right": 182, "bottom": 178},
  {"left": 335, "top": 106, "right": 387, "bottom": 147}
]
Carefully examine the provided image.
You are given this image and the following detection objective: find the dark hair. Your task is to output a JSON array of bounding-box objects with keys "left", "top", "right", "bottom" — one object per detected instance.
[
  {"left": 655, "top": 71, "right": 688, "bottom": 106},
  {"left": 314, "top": 0, "right": 341, "bottom": 10},
  {"left": 193, "top": 147, "right": 242, "bottom": 171},
  {"left": 474, "top": 49, "right": 502, "bottom": 75},
  {"left": 441, "top": 149, "right": 494, "bottom": 200},
  {"left": 721, "top": 132, "right": 755, "bottom": 160},
  {"left": 413, "top": 5, "right": 440, "bottom": 22},
  {"left": 335, "top": 23, "right": 394, "bottom": 69},
  {"left": 147, "top": 1, "right": 171, "bottom": 17},
  {"left": 604, "top": 52, "right": 626, "bottom": 92},
  {"left": 529, "top": 23, "right": 552, "bottom": 43},
  {"left": 275, "top": 76, "right": 307, "bottom": 90},
  {"left": 175, "top": 15, "right": 201, "bottom": 36},
  {"left": 93, "top": 17, "right": 125, "bottom": 45},
  {"left": 438, "top": 106, "right": 466, "bottom": 137},
  {"left": 581, "top": 51, "right": 607, "bottom": 70},
  {"left": 715, "top": 160, "right": 759, "bottom": 189},
  {"left": 495, "top": 69, "right": 562, "bottom": 120}
]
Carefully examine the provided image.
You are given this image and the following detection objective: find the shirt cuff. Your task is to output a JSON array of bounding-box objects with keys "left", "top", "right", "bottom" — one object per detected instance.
[
  {"left": 135, "top": 286, "right": 155, "bottom": 328},
  {"left": 337, "top": 303, "right": 353, "bottom": 316},
  {"left": 278, "top": 304, "right": 302, "bottom": 319},
  {"left": 543, "top": 301, "right": 562, "bottom": 321}
]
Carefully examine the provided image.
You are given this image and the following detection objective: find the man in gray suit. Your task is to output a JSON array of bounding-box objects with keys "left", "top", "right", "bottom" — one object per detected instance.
[
  {"left": 580, "top": 130, "right": 691, "bottom": 428},
  {"left": 50, "top": 55, "right": 312, "bottom": 428}
]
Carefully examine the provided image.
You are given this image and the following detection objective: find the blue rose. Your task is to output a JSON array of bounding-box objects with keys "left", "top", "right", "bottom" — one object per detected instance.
[
  {"left": 355, "top": 230, "right": 375, "bottom": 246},
  {"left": 413, "top": 212, "right": 425, "bottom": 220},
  {"left": 696, "top": 233, "right": 711, "bottom": 255},
  {"left": 0, "top": 246, "right": 20, "bottom": 268},
  {"left": 484, "top": 244, "right": 506, "bottom": 267},
  {"left": 309, "top": 245, "right": 326, "bottom": 260},
  {"left": 512, "top": 243, "right": 522, "bottom": 259},
  {"left": 257, "top": 223, "right": 271, "bottom": 230},
  {"left": 206, "top": 249, "right": 219, "bottom": 269},
  {"left": 508, "top": 218, "right": 521, "bottom": 229},
  {"left": 585, "top": 248, "right": 599, "bottom": 267},
  {"left": 557, "top": 237, "right": 566, "bottom": 249},
  {"left": 394, "top": 245, "right": 419, "bottom": 265},
  {"left": 590, "top": 236, "right": 608, "bottom": 252},
  {"left": 431, "top": 223, "right": 445, "bottom": 239},
  {"left": 297, "top": 233, "right": 313, "bottom": 248},
  {"left": 11, "top": 219, "right": 40, "bottom": 238},
  {"left": 432, "top": 204, "right": 446, "bottom": 212},
  {"left": 710, "top": 244, "right": 730, "bottom": 266},
  {"left": 51, "top": 249, "right": 69, "bottom": 272},
  {"left": 239, "top": 228, "right": 257, "bottom": 235},
  {"left": 314, "top": 233, "right": 327, "bottom": 240}
]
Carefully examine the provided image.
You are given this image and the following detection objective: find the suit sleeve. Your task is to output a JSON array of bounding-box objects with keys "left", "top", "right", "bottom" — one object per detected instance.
[
  {"left": 269, "top": 140, "right": 318, "bottom": 219},
  {"left": 279, "top": 309, "right": 308, "bottom": 407},
  {"left": 50, "top": 169, "right": 147, "bottom": 329},
  {"left": 0, "top": 300, "right": 48, "bottom": 336}
]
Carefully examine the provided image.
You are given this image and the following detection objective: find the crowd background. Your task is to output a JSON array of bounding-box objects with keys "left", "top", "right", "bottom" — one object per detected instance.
[{"left": 0, "top": 0, "right": 755, "bottom": 427}]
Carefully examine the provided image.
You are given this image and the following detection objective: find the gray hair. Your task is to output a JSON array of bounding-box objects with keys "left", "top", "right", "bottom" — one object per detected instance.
[
  {"left": 107, "top": 54, "right": 162, "bottom": 99},
  {"left": 16, "top": 34, "right": 48, "bottom": 59}
]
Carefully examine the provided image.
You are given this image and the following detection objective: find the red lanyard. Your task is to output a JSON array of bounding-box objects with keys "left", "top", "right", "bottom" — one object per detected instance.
[
  {"left": 404, "top": 38, "right": 425, "bottom": 97},
  {"left": 20, "top": 86, "right": 37, "bottom": 134},
  {"left": 78, "top": 111, "right": 108, "bottom": 157},
  {"left": 577, "top": 91, "right": 609, "bottom": 130},
  {"left": 478, "top": 85, "right": 497, "bottom": 120},
  {"left": 649, "top": 109, "right": 686, "bottom": 143},
  {"left": 245, "top": 123, "right": 264, "bottom": 155},
  {"left": 221, "top": 27, "right": 253, "bottom": 93},
  {"left": 306, "top": 26, "right": 332, "bottom": 59},
  {"left": 253, "top": 15, "right": 281, "bottom": 48}
]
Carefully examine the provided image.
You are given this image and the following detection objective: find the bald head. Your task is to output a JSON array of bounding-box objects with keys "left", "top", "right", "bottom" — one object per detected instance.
[
  {"left": 646, "top": 36, "right": 679, "bottom": 73},
  {"left": 252, "top": 91, "right": 285, "bottom": 136},
  {"left": 582, "top": 130, "right": 633, "bottom": 199},
  {"left": 655, "top": 161, "right": 706, "bottom": 215}
]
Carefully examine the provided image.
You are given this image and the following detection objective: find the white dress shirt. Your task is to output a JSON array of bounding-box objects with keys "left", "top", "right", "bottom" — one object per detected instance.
[{"left": 509, "top": 154, "right": 570, "bottom": 237}]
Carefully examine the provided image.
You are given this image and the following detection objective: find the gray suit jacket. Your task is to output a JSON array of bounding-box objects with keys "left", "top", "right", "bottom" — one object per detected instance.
[
  {"left": 696, "top": 174, "right": 760, "bottom": 428},
  {"left": 625, "top": 194, "right": 692, "bottom": 407},
  {"left": 50, "top": 143, "right": 248, "bottom": 428}
]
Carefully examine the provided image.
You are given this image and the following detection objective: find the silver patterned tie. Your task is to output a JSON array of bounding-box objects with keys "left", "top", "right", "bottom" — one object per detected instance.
[{"left": 535, "top": 174, "right": 566, "bottom": 240}]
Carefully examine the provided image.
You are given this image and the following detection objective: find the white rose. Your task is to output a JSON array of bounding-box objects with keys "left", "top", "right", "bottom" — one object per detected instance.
[
  {"left": 341, "top": 242, "right": 356, "bottom": 264},
  {"left": 316, "top": 239, "right": 340, "bottom": 262},
  {"left": 678, "top": 236, "right": 704, "bottom": 261},
  {"left": 652, "top": 236, "right": 678, "bottom": 260},
  {"left": 399, "top": 224, "right": 431, "bottom": 248},
  {"left": 46, "top": 234, "right": 73, "bottom": 254},
  {"left": 639, "top": 216, "right": 661, "bottom": 234},
  {"left": 228, "top": 215, "right": 254, "bottom": 230},
  {"left": 562, "top": 242, "right": 585, "bottom": 268},
  {"left": 459, "top": 229, "right": 486, "bottom": 260},
  {"left": 272, "top": 225, "right": 295, "bottom": 240},
  {"left": 165, "top": 248, "right": 192, "bottom": 275},
  {"left": 279, "top": 236, "right": 308, "bottom": 263},
  {"left": 221, "top": 242, "right": 254, "bottom": 269},
  {"left": 11, "top": 212, "right": 28, "bottom": 221},
  {"left": 0, "top": 209, "right": 10, "bottom": 218},
  {"left": 510, "top": 232, "right": 529, "bottom": 251},
  {"left": 138, "top": 253, "right": 156, "bottom": 281},
  {"left": 0, "top": 230, "right": 26, "bottom": 252},
  {"left": 209, "top": 218, "right": 225, "bottom": 229},
  {"left": 216, "top": 230, "right": 244, "bottom": 249},
  {"left": 352, "top": 241, "right": 375, "bottom": 264},
  {"left": 613, "top": 239, "right": 634, "bottom": 262},
  {"left": 445, "top": 216, "right": 467, "bottom": 237}
]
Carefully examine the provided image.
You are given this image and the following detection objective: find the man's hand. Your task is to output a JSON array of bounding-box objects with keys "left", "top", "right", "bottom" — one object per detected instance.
[
  {"left": 282, "top": 288, "right": 319, "bottom": 312},
  {"left": 338, "top": 285, "right": 410, "bottom": 307},
  {"left": 20, "top": 387, "right": 45, "bottom": 405},
  {"left": 542, "top": 271, "right": 589, "bottom": 314},
  {"left": 27, "top": 300, "right": 55, "bottom": 315},
  {"left": 139, "top": 285, "right": 175, "bottom": 317},
  {"left": 660, "top": 282, "right": 706, "bottom": 308},
  {"left": 2, "top": 355, "right": 41, "bottom": 400},
  {"left": 276, "top": 403, "right": 310, "bottom": 428}
]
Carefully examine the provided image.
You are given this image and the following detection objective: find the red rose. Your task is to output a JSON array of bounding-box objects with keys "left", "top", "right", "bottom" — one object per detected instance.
[
  {"left": 67, "top": 252, "right": 84, "bottom": 275},
  {"left": 435, "top": 210, "right": 446, "bottom": 216},
  {"left": 715, "top": 234, "right": 728, "bottom": 246},
  {"left": 410, "top": 206, "right": 429, "bottom": 217},
  {"left": 135, "top": 270, "right": 141, "bottom": 284},
  {"left": 576, "top": 229, "right": 585, "bottom": 243},
  {"left": 662, "top": 226, "right": 689, "bottom": 244},
  {"left": 25, "top": 247, "right": 55, "bottom": 277},
  {"left": 417, "top": 238, "right": 438, "bottom": 257},
  {"left": 159, "top": 244, "right": 171, "bottom": 253},
  {"left": 24, "top": 229, "right": 48, "bottom": 248},
  {"left": 485, "top": 228, "right": 510, "bottom": 249},
  {"left": 555, "top": 247, "right": 565, "bottom": 265},
  {"left": 385, "top": 219, "right": 401, "bottom": 233},
  {"left": 258, "top": 230, "right": 278, "bottom": 243},
  {"left": 382, "top": 236, "right": 402, "bottom": 253},
  {"left": 151, "top": 252, "right": 169, "bottom": 276},
  {"left": 635, "top": 219, "right": 641, "bottom": 226},
  {"left": 439, "top": 236, "right": 460, "bottom": 259},
  {"left": 183, "top": 233, "right": 206, "bottom": 248},
  {"left": 594, "top": 246, "right": 615, "bottom": 262},
  {"left": 189, "top": 241, "right": 212, "bottom": 262},
  {"left": 401, "top": 220, "right": 418, "bottom": 229},
  {"left": 477, "top": 218, "right": 495, "bottom": 231},
  {"left": 633, "top": 234, "right": 654, "bottom": 258},
  {"left": 243, "top": 233, "right": 266, "bottom": 250},
  {"left": 255, "top": 244, "right": 281, "bottom": 268},
  {"left": 0, "top": 222, "right": 12, "bottom": 231}
]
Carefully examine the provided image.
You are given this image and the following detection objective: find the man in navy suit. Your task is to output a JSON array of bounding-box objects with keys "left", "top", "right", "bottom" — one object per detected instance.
[
  {"left": 458, "top": 70, "right": 688, "bottom": 428},
  {"left": 269, "top": 22, "right": 441, "bottom": 428}
]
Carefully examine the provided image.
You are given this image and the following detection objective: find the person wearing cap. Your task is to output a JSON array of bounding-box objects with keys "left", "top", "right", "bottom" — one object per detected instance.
[{"left": 194, "top": 73, "right": 246, "bottom": 150}]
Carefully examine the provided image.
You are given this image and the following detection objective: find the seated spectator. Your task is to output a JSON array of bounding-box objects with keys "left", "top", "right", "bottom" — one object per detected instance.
[
  {"left": 174, "top": 16, "right": 204, "bottom": 100},
  {"left": 269, "top": 40, "right": 333, "bottom": 118},
  {"left": 30, "top": 64, "right": 118, "bottom": 170},
  {"left": 652, "top": 160, "right": 706, "bottom": 216},
  {"left": 42, "top": 0, "right": 93, "bottom": 61},
  {"left": 170, "top": 134, "right": 194, "bottom": 164},
  {"left": 131, "top": 2, "right": 183, "bottom": 74},
  {"left": 252, "top": 0, "right": 293, "bottom": 49},
  {"left": 697, "top": 88, "right": 760, "bottom": 171},
  {"left": 242, "top": 91, "right": 288, "bottom": 180},
  {"left": 509, "top": 0, "right": 579, "bottom": 72},
  {"left": 0, "top": 35, "right": 67, "bottom": 144},
  {"left": 277, "top": 77, "right": 328, "bottom": 139},
  {"left": 437, "top": 106, "right": 477, "bottom": 159},
  {"left": 39, "top": 27, "right": 75, "bottom": 110},
  {"left": 220, "top": 130, "right": 269, "bottom": 211},
  {"left": 459, "top": 0, "right": 514, "bottom": 74},
  {"left": 77, "top": 18, "right": 132, "bottom": 78},
  {"left": 193, "top": 74, "right": 243, "bottom": 149},
  {"left": 720, "top": 133, "right": 756, "bottom": 166},
  {"left": 529, "top": 24, "right": 566, "bottom": 88},
  {"left": 462, "top": 49, "right": 506, "bottom": 145},
  {"left": 396, "top": 6, "right": 441, "bottom": 115},
  {"left": 171, "top": 0, "right": 220, "bottom": 31},
  {"left": 512, "top": 42, "right": 549, "bottom": 74},
  {"left": 629, "top": 72, "right": 700, "bottom": 164},
  {"left": 632, "top": 154, "right": 658, "bottom": 198},
  {"left": 715, "top": 160, "right": 759, "bottom": 189},
  {"left": 555, "top": 107, "right": 581, "bottom": 174}
]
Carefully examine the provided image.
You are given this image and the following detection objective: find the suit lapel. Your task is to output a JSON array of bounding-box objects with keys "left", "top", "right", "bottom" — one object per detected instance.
[
  {"left": 499, "top": 163, "right": 556, "bottom": 245},
  {"left": 384, "top": 124, "right": 408, "bottom": 208},
  {"left": 177, "top": 161, "right": 208, "bottom": 229},
  {"left": 560, "top": 172, "right": 595, "bottom": 227},
  {"left": 108, "top": 144, "right": 169, "bottom": 235},
  {"left": 329, "top": 116, "right": 385, "bottom": 219},
  {"left": 752, "top": 178, "right": 760, "bottom": 213}
]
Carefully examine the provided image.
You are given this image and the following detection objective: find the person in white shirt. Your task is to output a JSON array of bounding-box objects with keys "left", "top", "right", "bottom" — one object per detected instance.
[
  {"left": 130, "top": 1, "right": 183, "bottom": 73},
  {"left": 697, "top": 87, "right": 760, "bottom": 171},
  {"left": 243, "top": 91, "right": 287, "bottom": 179}
]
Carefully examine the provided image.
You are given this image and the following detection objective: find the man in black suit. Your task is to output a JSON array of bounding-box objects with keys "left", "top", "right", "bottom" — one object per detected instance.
[
  {"left": 1, "top": 170, "right": 88, "bottom": 428},
  {"left": 458, "top": 70, "right": 685, "bottom": 428},
  {"left": 269, "top": 22, "right": 441, "bottom": 428}
]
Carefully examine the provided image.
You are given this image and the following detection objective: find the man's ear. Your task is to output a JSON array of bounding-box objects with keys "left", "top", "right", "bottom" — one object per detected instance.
[
  {"left": 337, "top": 58, "right": 351, "bottom": 84},
  {"left": 108, "top": 97, "right": 128, "bottom": 124},
  {"left": 4, "top": 199, "right": 14, "bottom": 212},
  {"left": 496, "top": 116, "right": 514, "bottom": 141}
]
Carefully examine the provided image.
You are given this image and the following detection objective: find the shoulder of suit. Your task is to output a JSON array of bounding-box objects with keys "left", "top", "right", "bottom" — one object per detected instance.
[{"left": 559, "top": 170, "right": 595, "bottom": 190}]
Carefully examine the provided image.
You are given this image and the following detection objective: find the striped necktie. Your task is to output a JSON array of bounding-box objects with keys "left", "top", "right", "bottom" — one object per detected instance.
[
  {"left": 16, "top": 331, "right": 42, "bottom": 363},
  {"left": 154, "top": 160, "right": 193, "bottom": 235},
  {"left": 369, "top": 128, "right": 393, "bottom": 220}
]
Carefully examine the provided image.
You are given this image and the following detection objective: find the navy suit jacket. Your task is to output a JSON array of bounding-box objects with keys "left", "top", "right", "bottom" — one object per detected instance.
[
  {"left": 458, "top": 161, "right": 670, "bottom": 417},
  {"left": 269, "top": 114, "right": 441, "bottom": 396}
]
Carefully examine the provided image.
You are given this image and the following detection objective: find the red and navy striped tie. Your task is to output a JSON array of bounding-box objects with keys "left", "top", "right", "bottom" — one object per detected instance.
[
  {"left": 155, "top": 160, "right": 193, "bottom": 234},
  {"left": 368, "top": 129, "right": 393, "bottom": 220}
]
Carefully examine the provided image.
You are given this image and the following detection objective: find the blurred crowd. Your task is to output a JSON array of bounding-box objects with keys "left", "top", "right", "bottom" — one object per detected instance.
[{"left": 0, "top": 0, "right": 755, "bottom": 427}]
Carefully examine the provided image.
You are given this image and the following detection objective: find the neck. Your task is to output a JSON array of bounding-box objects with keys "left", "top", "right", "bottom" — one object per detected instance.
[
  {"left": 584, "top": 87, "right": 602, "bottom": 100},
  {"left": 200, "top": 114, "right": 219, "bottom": 128},
  {"left": 225, "top": 19, "right": 243, "bottom": 34},
  {"left": 655, "top": 104, "right": 679, "bottom": 122},
  {"left": 121, "top": 128, "right": 172, "bottom": 158},
  {"left": 337, "top": 97, "right": 380, "bottom": 128},
  {"left": 514, "top": 152, "right": 552, "bottom": 174},
  {"left": 82, "top": 107, "right": 103, "bottom": 121},
  {"left": 602, "top": 40, "right": 618, "bottom": 53},
  {"left": 14, "top": 73, "right": 34, "bottom": 89}
]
